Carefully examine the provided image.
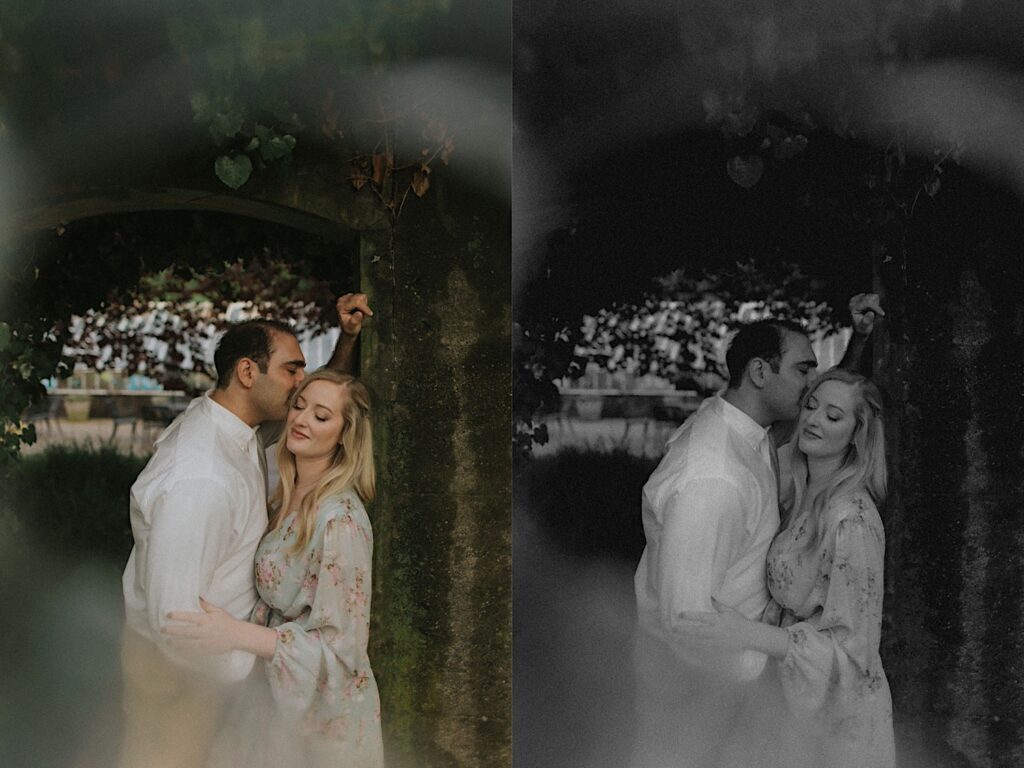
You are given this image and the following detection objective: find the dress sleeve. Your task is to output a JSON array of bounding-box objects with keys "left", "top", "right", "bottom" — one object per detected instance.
[
  {"left": 145, "top": 477, "right": 255, "bottom": 682},
  {"left": 264, "top": 508, "right": 374, "bottom": 717},
  {"left": 779, "top": 501, "right": 886, "bottom": 716}
]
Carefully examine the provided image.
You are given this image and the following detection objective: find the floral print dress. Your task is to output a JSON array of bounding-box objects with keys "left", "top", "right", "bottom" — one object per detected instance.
[
  {"left": 764, "top": 492, "right": 894, "bottom": 768},
  {"left": 207, "top": 491, "right": 383, "bottom": 768}
]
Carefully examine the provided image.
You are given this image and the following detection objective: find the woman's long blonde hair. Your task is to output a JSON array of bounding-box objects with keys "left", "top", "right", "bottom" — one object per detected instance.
[
  {"left": 781, "top": 368, "right": 887, "bottom": 553},
  {"left": 267, "top": 370, "right": 376, "bottom": 553}
]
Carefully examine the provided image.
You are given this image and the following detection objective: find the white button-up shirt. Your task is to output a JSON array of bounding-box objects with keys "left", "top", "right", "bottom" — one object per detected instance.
[
  {"left": 634, "top": 394, "right": 779, "bottom": 680},
  {"left": 122, "top": 393, "right": 269, "bottom": 682}
]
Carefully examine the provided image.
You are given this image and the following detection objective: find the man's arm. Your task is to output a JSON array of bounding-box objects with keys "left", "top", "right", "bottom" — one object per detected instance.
[
  {"left": 655, "top": 477, "right": 767, "bottom": 678},
  {"left": 837, "top": 292, "right": 884, "bottom": 376},
  {"left": 144, "top": 478, "right": 255, "bottom": 682},
  {"left": 324, "top": 292, "right": 373, "bottom": 373},
  {"left": 656, "top": 478, "right": 747, "bottom": 627}
]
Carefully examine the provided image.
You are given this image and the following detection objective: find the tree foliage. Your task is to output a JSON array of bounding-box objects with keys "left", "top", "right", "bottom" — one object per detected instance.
[
  {"left": 576, "top": 259, "right": 838, "bottom": 391},
  {"left": 67, "top": 256, "right": 338, "bottom": 391},
  {"left": 0, "top": 320, "right": 64, "bottom": 460},
  {"left": 514, "top": 258, "right": 842, "bottom": 458},
  {"left": 0, "top": 0, "right": 459, "bottom": 208},
  {"left": 169, "top": 0, "right": 458, "bottom": 199}
]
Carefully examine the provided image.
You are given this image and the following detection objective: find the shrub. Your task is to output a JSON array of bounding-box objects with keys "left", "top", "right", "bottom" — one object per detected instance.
[
  {"left": 516, "top": 448, "right": 656, "bottom": 565},
  {"left": 0, "top": 445, "right": 148, "bottom": 568}
]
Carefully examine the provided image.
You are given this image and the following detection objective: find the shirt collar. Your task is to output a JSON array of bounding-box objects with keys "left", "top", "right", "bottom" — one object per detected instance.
[
  {"left": 713, "top": 393, "right": 772, "bottom": 452},
  {"left": 200, "top": 390, "right": 260, "bottom": 452}
]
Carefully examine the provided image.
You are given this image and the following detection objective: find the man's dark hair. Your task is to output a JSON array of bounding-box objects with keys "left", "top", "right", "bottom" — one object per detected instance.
[
  {"left": 725, "top": 319, "right": 807, "bottom": 389},
  {"left": 214, "top": 319, "right": 296, "bottom": 389}
]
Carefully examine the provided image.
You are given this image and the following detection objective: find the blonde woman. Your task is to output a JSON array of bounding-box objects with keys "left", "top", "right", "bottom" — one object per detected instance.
[
  {"left": 164, "top": 370, "right": 383, "bottom": 767},
  {"left": 678, "top": 368, "right": 894, "bottom": 767}
]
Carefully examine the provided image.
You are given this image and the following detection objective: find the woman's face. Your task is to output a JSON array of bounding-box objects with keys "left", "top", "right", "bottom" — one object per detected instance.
[
  {"left": 285, "top": 379, "right": 348, "bottom": 462},
  {"left": 797, "top": 379, "right": 858, "bottom": 461}
]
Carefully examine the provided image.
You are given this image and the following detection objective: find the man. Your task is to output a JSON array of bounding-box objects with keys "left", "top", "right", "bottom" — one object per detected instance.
[
  {"left": 631, "top": 294, "right": 882, "bottom": 767},
  {"left": 119, "top": 293, "right": 372, "bottom": 768}
]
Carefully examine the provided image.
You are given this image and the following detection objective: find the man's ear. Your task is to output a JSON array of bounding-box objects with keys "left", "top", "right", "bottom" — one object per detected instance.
[
  {"left": 235, "top": 357, "right": 258, "bottom": 389},
  {"left": 747, "top": 357, "right": 770, "bottom": 389}
]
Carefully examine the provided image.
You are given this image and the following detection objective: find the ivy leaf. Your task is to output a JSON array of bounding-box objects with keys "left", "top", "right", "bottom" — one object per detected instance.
[
  {"left": 259, "top": 133, "right": 296, "bottom": 162},
  {"left": 254, "top": 124, "right": 274, "bottom": 144},
  {"left": 210, "top": 110, "right": 244, "bottom": 142},
  {"left": 726, "top": 155, "right": 764, "bottom": 189},
  {"left": 214, "top": 154, "right": 253, "bottom": 189},
  {"left": 772, "top": 134, "right": 808, "bottom": 161}
]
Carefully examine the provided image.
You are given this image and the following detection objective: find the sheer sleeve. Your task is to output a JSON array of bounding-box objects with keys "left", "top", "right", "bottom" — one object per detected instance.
[
  {"left": 779, "top": 499, "right": 887, "bottom": 717},
  {"left": 264, "top": 509, "right": 374, "bottom": 722}
]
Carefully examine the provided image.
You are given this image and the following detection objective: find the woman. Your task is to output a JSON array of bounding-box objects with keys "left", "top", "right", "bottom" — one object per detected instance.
[
  {"left": 680, "top": 368, "right": 894, "bottom": 768},
  {"left": 164, "top": 369, "right": 383, "bottom": 768}
]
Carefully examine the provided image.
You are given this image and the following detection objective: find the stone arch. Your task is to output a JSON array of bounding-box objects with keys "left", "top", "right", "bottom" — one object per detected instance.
[{"left": 2, "top": 186, "right": 364, "bottom": 247}]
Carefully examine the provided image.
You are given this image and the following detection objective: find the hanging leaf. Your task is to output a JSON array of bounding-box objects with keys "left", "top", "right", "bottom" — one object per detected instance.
[
  {"left": 214, "top": 154, "right": 253, "bottom": 189},
  {"left": 726, "top": 155, "right": 764, "bottom": 189},
  {"left": 372, "top": 153, "right": 387, "bottom": 186},
  {"left": 350, "top": 163, "right": 368, "bottom": 191},
  {"left": 320, "top": 89, "right": 341, "bottom": 139},
  {"left": 411, "top": 168, "right": 431, "bottom": 197}
]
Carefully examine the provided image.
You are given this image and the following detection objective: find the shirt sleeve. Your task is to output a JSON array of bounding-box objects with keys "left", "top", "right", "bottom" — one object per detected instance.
[
  {"left": 779, "top": 504, "right": 887, "bottom": 718},
  {"left": 264, "top": 510, "right": 374, "bottom": 723},
  {"left": 144, "top": 477, "right": 255, "bottom": 682},
  {"left": 657, "top": 477, "right": 766, "bottom": 679}
]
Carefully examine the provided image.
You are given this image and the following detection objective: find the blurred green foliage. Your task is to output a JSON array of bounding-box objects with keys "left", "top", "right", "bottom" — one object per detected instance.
[
  {"left": 0, "top": 444, "right": 146, "bottom": 565},
  {"left": 516, "top": 447, "right": 654, "bottom": 564}
]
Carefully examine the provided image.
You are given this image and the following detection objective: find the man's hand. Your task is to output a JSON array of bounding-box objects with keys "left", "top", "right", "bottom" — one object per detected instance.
[
  {"left": 675, "top": 599, "right": 752, "bottom": 652},
  {"left": 162, "top": 597, "right": 240, "bottom": 655},
  {"left": 337, "top": 293, "right": 373, "bottom": 338},
  {"left": 849, "top": 293, "right": 885, "bottom": 336}
]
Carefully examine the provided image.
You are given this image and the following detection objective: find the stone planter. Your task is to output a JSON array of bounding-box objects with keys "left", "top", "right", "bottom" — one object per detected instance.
[
  {"left": 62, "top": 396, "right": 92, "bottom": 422},
  {"left": 574, "top": 394, "right": 603, "bottom": 420}
]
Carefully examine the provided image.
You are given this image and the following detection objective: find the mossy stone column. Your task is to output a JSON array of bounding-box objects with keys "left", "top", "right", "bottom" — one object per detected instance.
[
  {"left": 877, "top": 190, "right": 1024, "bottom": 768},
  {"left": 360, "top": 177, "right": 510, "bottom": 768}
]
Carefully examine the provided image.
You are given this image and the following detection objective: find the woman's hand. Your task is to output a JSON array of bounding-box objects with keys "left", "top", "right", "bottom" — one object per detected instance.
[{"left": 162, "top": 597, "right": 243, "bottom": 655}]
